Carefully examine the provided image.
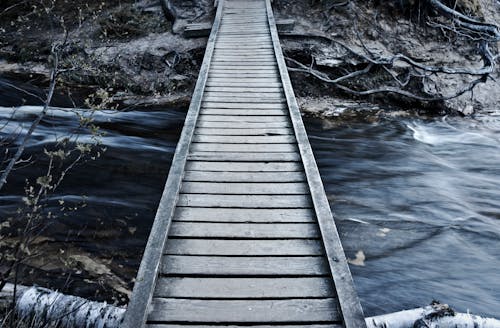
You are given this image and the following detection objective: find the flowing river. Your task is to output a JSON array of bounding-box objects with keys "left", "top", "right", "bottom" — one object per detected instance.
[{"left": 0, "top": 100, "right": 499, "bottom": 317}]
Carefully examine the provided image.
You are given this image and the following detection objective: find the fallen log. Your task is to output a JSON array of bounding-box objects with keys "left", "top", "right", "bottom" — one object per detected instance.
[
  {"left": 366, "top": 302, "right": 500, "bottom": 328},
  {"left": 1, "top": 283, "right": 124, "bottom": 328}
]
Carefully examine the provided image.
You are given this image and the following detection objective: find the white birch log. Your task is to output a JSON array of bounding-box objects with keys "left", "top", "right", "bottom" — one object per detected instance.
[
  {"left": 2, "top": 283, "right": 125, "bottom": 328},
  {"left": 366, "top": 303, "right": 500, "bottom": 328}
]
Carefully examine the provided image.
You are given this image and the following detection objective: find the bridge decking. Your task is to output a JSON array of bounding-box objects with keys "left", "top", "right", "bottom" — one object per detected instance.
[{"left": 123, "top": 0, "right": 366, "bottom": 327}]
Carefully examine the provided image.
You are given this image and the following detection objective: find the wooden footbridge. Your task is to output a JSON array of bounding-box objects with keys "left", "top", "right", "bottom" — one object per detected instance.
[{"left": 123, "top": 0, "right": 366, "bottom": 327}]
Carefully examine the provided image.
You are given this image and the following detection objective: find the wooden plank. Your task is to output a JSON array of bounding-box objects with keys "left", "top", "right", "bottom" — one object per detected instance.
[
  {"left": 121, "top": 0, "right": 227, "bottom": 327},
  {"left": 165, "top": 239, "right": 324, "bottom": 255},
  {"left": 208, "top": 74, "right": 280, "bottom": 79},
  {"left": 161, "top": 255, "right": 330, "bottom": 276},
  {"left": 192, "top": 135, "right": 294, "bottom": 143},
  {"left": 173, "top": 207, "right": 314, "bottom": 223},
  {"left": 169, "top": 222, "right": 320, "bottom": 238},
  {"left": 203, "top": 90, "right": 282, "bottom": 96},
  {"left": 217, "top": 36, "right": 271, "bottom": 40},
  {"left": 205, "top": 81, "right": 282, "bottom": 87},
  {"left": 176, "top": 194, "right": 312, "bottom": 208},
  {"left": 184, "top": 161, "right": 300, "bottom": 171},
  {"left": 154, "top": 277, "right": 333, "bottom": 298},
  {"left": 207, "top": 78, "right": 281, "bottom": 84},
  {"left": 187, "top": 152, "right": 299, "bottom": 161},
  {"left": 183, "top": 171, "right": 305, "bottom": 183},
  {"left": 147, "top": 325, "right": 342, "bottom": 328},
  {"left": 210, "top": 62, "right": 278, "bottom": 66},
  {"left": 200, "top": 109, "right": 286, "bottom": 116},
  {"left": 198, "top": 115, "right": 288, "bottom": 122},
  {"left": 201, "top": 103, "right": 286, "bottom": 109},
  {"left": 209, "top": 69, "right": 278, "bottom": 73},
  {"left": 181, "top": 182, "right": 308, "bottom": 194},
  {"left": 265, "top": 0, "right": 367, "bottom": 326},
  {"left": 204, "top": 87, "right": 282, "bottom": 93},
  {"left": 189, "top": 143, "right": 296, "bottom": 153},
  {"left": 148, "top": 298, "right": 340, "bottom": 323},
  {"left": 214, "top": 45, "right": 274, "bottom": 49},
  {"left": 202, "top": 96, "right": 285, "bottom": 103},
  {"left": 197, "top": 121, "right": 291, "bottom": 128},
  {"left": 213, "top": 48, "right": 274, "bottom": 52},
  {"left": 208, "top": 67, "right": 278, "bottom": 72},
  {"left": 194, "top": 128, "right": 291, "bottom": 135}
]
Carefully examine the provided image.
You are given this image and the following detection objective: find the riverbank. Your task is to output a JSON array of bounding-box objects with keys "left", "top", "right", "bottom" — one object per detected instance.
[{"left": 1, "top": 0, "right": 499, "bottom": 115}]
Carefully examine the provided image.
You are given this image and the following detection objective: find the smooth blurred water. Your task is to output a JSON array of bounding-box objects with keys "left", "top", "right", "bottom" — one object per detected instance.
[
  {"left": 1, "top": 102, "right": 499, "bottom": 317},
  {"left": 305, "top": 112, "right": 500, "bottom": 318}
]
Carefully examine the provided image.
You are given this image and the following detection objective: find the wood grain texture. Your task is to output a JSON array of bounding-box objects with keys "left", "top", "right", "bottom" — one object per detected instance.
[
  {"left": 165, "top": 239, "right": 324, "bottom": 255},
  {"left": 148, "top": 298, "right": 340, "bottom": 323},
  {"left": 187, "top": 152, "right": 300, "bottom": 161},
  {"left": 169, "top": 222, "right": 320, "bottom": 238},
  {"left": 147, "top": 325, "right": 342, "bottom": 328},
  {"left": 180, "top": 182, "right": 308, "bottom": 194},
  {"left": 190, "top": 143, "right": 297, "bottom": 152},
  {"left": 184, "top": 161, "right": 301, "bottom": 171},
  {"left": 194, "top": 128, "right": 292, "bottom": 135},
  {"left": 173, "top": 207, "right": 315, "bottom": 223},
  {"left": 183, "top": 171, "right": 305, "bottom": 183},
  {"left": 177, "top": 194, "right": 312, "bottom": 208},
  {"left": 161, "top": 255, "right": 330, "bottom": 276},
  {"left": 154, "top": 277, "right": 334, "bottom": 298}
]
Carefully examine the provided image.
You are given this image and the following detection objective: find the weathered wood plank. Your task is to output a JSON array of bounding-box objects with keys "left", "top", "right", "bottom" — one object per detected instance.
[
  {"left": 203, "top": 96, "right": 283, "bottom": 103},
  {"left": 194, "top": 128, "right": 292, "bottom": 135},
  {"left": 192, "top": 135, "right": 294, "bottom": 143},
  {"left": 187, "top": 152, "right": 299, "bottom": 161},
  {"left": 176, "top": 194, "right": 312, "bottom": 208},
  {"left": 185, "top": 161, "right": 299, "bottom": 172},
  {"left": 198, "top": 116, "right": 288, "bottom": 123},
  {"left": 181, "top": 182, "right": 307, "bottom": 194},
  {"left": 208, "top": 74, "right": 280, "bottom": 79},
  {"left": 209, "top": 69, "right": 279, "bottom": 74},
  {"left": 165, "top": 239, "right": 323, "bottom": 255},
  {"left": 209, "top": 60, "right": 276, "bottom": 64},
  {"left": 197, "top": 121, "right": 291, "bottom": 128},
  {"left": 201, "top": 102, "right": 287, "bottom": 109},
  {"left": 190, "top": 143, "right": 296, "bottom": 152},
  {"left": 183, "top": 171, "right": 304, "bottom": 183},
  {"left": 154, "top": 277, "right": 333, "bottom": 298},
  {"left": 161, "top": 256, "right": 330, "bottom": 276},
  {"left": 200, "top": 109, "right": 286, "bottom": 116},
  {"left": 204, "top": 87, "right": 282, "bottom": 93},
  {"left": 185, "top": 161, "right": 300, "bottom": 172},
  {"left": 169, "top": 222, "right": 319, "bottom": 238},
  {"left": 148, "top": 298, "right": 340, "bottom": 323},
  {"left": 173, "top": 207, "right": 314, "bottom": 223},
  {"left": 205, "top": 82, "right": 283, "bottom": 88},
  {"left": 147, "top": 325, "right": 342, "bottom": 328},
  {"left": 207, "top": 78, "right": 281, "bottom": 84}
]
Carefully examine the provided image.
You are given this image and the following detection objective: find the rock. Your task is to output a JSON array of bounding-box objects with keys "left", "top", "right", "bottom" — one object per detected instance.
[{"left": 461, "top": 104, "right": 474, "bottom": 115}]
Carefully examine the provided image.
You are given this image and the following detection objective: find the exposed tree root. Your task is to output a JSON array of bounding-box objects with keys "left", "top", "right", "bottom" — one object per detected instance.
[
  {"left": 281, "top": 0, "right": 499, "bottom": 108},
  {"left": 160, "top": 0, "right": 177, "bottom": 23}
]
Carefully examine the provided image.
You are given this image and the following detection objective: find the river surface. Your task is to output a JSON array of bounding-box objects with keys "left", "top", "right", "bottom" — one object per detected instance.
[{"left": 0, "top": 101, "right": 499, "bottom": 317}]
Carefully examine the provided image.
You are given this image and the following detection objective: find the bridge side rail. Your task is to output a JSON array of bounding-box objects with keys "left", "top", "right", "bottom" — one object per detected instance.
[
  {"left": 121, "top": 1, "right": 226, "bottom": 327},
  {"left": 264, "top": 0, "right": 367, "bottom": 327}
]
